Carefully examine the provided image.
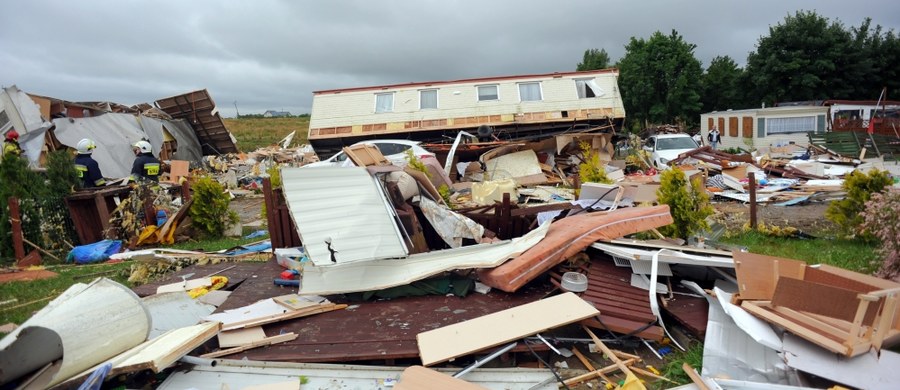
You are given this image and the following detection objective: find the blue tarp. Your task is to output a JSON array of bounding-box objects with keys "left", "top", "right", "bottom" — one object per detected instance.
[{"left": 66, "top": 240, "right": 123, "bottom": 264}]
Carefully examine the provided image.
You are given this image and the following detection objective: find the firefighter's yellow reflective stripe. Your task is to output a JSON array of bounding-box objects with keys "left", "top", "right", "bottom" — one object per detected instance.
[
  {"left": 144, "top": 163, "right": 160, "bottom": 176},
  {"left": 94, "top": 178, "right": 106, "bottom": 186},
  {"left": 75, "top": 164, "right": 87, "bottom": 178}
]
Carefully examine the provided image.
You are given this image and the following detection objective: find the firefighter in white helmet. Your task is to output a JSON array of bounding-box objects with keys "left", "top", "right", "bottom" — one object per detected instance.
[
  {"left": 130, "top": 140, "right": 160, "bottom": 183},
  {"left": 74, "top": 138, "right": 106, "bottom": 188}
]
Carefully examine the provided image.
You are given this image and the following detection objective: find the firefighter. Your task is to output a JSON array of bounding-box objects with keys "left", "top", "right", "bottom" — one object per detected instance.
[
  {"left": 74, "top": 138, "right": 106, "bottom": 188},
  {"left": 130, "top": 140, "right": 160, "bottom": 182}
]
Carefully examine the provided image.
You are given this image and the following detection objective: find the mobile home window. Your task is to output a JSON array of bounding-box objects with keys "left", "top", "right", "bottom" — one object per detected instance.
[
  {"left": 518, "top": 82, "right": 542, "bottom": 102},
  {"left": 477, "top": 85, "right": 499, "bottom": 101},
  {"left": 766, "top": 116, "right": 816, "bottom": 135},
  {"left": 575, "top": 78, "right": 604, "bottom": 98},
  {"left": 375, "top": 93, "right": 394, "bottom": 113},
  {"left": 419, "top": 89, "right": 438, "bottom": 109}
]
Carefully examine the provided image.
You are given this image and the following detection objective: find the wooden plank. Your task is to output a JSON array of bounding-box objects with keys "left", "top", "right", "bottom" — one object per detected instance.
[
  {"left": 200, "top": 333, "right": 298, "bottom": 359},
  {"left": 223, "top": 303, "right": 348, "bottom": 331},
  {"left": 218, "top": 326, "right": 267, "bottom": 348},
  {"left": 395, "top": 365, "right": 488, "bottom": 390},
  {"left": 683, "top": 362, "right": 710, "bottom": 390},
  {"left": 417, "top": 292, "right": 599, "bottom": 366},
  {"left": 733, "top": 251, "right": 806, "bottom": 300},
  {"left": 103, "top": 322, "right": 221, "bottom": 377},
  {"left": 343, "top": 144, "right": 391, "bottom": 167},
  {"left": 741, "top": 301, "right": 855, "bottom": 356},
  {"left": 156, "top": 277, "right": 213, "bottom": 294},
  {"left": 582, "top": 326, "right": 645, "bottom": 389}
]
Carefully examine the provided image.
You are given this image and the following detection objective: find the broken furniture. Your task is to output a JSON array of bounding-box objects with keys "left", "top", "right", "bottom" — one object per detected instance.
[
  {"left": 64, "top": 186, "right": 133, "bottom": 244},
  {"left": 734, "top": 251, "right": 900, "bottom": 357}
]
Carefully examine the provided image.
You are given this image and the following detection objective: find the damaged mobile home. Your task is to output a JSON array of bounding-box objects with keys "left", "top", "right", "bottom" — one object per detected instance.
[
  {"left": 0, "top": 85, "right": 238, "bottom": 175},
  {"left": 307, "top": 69, "right": 626, "bottom": 157}
]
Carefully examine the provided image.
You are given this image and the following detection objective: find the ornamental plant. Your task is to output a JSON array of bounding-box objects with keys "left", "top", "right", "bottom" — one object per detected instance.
[
  {"left": 189, "top": 175, "right": 239, "bottom": 238},
  {"left": 656, "top": 168, "right": 713, "bottom": 240},
  {"left": 578, "top": 141, "right": 613, "bottom": 185},
  {"left": 825, "top": 169, "right": 891, "bottom": 237},
  {"left": 861, "top": 187, "right": 900, "bottom": 279}
]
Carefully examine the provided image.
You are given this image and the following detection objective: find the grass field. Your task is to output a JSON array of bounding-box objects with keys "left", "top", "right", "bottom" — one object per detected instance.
[
  {"left": 225, "top": 116, "right": 310, "bottom": 152},
  {"left": 720, "top": 231, "right": 880, "bottom": 274}
]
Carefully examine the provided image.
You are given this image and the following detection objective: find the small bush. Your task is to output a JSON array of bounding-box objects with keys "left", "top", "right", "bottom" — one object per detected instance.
[
  {"left": 405, "top": 149, "right": 431, "bottom": 178},
  {"left": 578, "top": 141, "right": 613, "bottom": 185},
  {"left": 862, "top": 187, "right": 900, "bottom": 279},
  {"left": 189, "top": 176, "right": 239, "bottom": 238},
  {"left": 657, "top": 168, "right": 713, "bottom": 240},
  {"left": 825, "top": 169, "right": 892, "bottom": 237}
]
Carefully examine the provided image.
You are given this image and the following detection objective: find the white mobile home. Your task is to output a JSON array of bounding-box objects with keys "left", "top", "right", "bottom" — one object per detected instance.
[
  {"left": 308, "top": 69, "right": 625, "bottom": 157},
  {"left": 700, "top": 105, "right": 829, "bottom": 151}
]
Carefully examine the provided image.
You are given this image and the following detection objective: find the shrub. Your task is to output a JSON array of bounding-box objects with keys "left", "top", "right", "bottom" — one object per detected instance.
[
  {"left": 578, "top": 141, "right": 613, "bottom": 185},
  {"left": 656, "top": 168, "right": 713, "bottom": 240},
  {"left": 0, "top": 153, "right": 46, "bottom": 261},
  {"left": 861, "top": 187, "right": 900, "bottom": 279},
  {"left": 825, "top": 169, "right": 892, "bottom": 237},
  {"left": 189, "top": 175, "right": 239, "bottom": 238},
  {"left": 405, "top": 149, "right": 431, "bottom": 178}
]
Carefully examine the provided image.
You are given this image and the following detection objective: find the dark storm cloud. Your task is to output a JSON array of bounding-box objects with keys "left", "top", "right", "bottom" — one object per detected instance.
[{"left": 2, "top": 0, "right": 898, "bottom": 117}]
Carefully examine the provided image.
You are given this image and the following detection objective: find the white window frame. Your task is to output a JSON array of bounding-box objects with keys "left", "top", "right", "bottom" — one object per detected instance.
[
  {"left": 517, "top": 82, "right": 543, "bottom": 102},
  {"left": 374, "top": 92, "right": 394, "bottom": 113},
  {"left": 765, "top": 116, "right": 816, "bottom": 135},
  {"left": 574, "top": 78, "right": 604, "bottom": 99},
  {"left": 419, "top": 89, "right": 438, "bottom": 110},
  {"left": 477, "top": 84, "right": 499, "bottom": 102}
]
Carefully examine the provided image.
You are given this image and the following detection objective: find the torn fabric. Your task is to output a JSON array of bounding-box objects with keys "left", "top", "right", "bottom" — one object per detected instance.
[{"left": 418, "top": 196, "right": 484, "bottom": 248}]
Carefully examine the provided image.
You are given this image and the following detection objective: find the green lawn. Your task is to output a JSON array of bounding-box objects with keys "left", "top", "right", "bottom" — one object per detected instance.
[
  {"left": 719, "top": 230, "right": 881, "bottom": 274},
  {"left": 0, "top": 233, "right": 269, "bottom": 336}
]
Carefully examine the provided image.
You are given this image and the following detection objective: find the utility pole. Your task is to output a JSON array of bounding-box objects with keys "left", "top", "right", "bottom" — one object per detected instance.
[{"left": 233, "top": 101, "right": 241, "bottom": 118}]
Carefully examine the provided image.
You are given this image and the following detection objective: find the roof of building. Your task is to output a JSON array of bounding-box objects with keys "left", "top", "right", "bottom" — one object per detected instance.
[{"left": 313, "top": 68, "right": 619, "bottom": 95}]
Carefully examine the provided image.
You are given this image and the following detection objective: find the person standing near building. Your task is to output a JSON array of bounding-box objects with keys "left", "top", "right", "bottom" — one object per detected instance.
[
  {"left": 130, "top": 140, "right": 160, "bottom": 182},
  {"left": 3, "top": 129, "right": 22, "bottom": 156},
  {"left": 74, "top": 138, "right": 106, "bottom": 188},
  {"left": 707, "top": 127, "right": 721, "bottom": 150}
]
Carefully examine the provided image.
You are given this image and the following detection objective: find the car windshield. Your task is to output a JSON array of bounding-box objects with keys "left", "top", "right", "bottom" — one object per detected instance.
[
  {"left": 374, "top": 143, "right": 413, "bottom": 155},
  {"left": 657, "top": 137, "right": 698, "bottom": 150}
]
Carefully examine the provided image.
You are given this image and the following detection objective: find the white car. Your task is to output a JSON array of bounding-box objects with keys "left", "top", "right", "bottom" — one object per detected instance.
[
  {"left": 305, "top": 140, "right": 435, "bottom": 168},
  {"left": 643, "top": 134, "right": 699, "bottom": 168}
]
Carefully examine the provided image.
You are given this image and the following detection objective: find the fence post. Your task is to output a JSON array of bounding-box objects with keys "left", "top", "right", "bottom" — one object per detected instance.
[
  {"left": 8, "top": 197, "right": 25, "bottom": 260},
  {"left": 748, "top": 172, "right": 758, "bottom": 229}
]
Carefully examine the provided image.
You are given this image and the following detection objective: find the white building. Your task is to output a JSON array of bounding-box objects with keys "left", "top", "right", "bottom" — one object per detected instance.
[
  {"left": 308, "top": 69, "right": 625, "bottom": 156},
  {"left": 699, "top": 105, "right": 829, "bottom": 151}
]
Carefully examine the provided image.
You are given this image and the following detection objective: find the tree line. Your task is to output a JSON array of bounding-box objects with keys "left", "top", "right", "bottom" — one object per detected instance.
[{"left": 576, "top": 11, "right": 900, "bottom": 130}]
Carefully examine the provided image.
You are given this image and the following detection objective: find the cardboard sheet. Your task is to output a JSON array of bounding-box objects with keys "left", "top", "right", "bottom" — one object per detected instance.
[{"left": 417, "top": 292, "right": 598, "bottom": 366}]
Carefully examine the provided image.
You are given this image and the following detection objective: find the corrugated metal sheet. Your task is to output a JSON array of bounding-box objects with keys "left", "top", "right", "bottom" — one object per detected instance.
[
  {"left": 158, "top": 360, "right": 556, "bottom": 390},
  {"left": 154, "top": 89, "right": 238, "bottom": 154},
  {"left": 280, "top": 167, "right": 408, "bottom": 265},
  {"left": 299, "top": 222, "right": 550, "bottom": 295}
]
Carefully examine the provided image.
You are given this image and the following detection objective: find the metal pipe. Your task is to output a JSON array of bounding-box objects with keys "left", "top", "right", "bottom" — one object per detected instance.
[
  {"left": 179, "top": 355, "right": 218, "bottom": 367},
  {"left": 452, "top": 342, "right": 517, "bottom": 379}
]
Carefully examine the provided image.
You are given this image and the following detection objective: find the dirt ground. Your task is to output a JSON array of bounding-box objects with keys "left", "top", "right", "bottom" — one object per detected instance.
[{"left": 710, "top": 200, "right": 837, "bottom": 235}]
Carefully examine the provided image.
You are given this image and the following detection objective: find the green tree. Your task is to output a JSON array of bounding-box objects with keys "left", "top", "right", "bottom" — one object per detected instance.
[
  {"left": 618, "top": 30, "right": 703, "bottom": 129},
  {"left": 576, "top": 48, "right": 611, "bottom": 71},
  {"left": 745, "top": 11, "right": 854, "bottom": 105},
  {"left": 0, "top": 154, "right": 46, "bottom": 261},
  {"left": 656, "top": 168, "right": 713, "bottom": 240},
  {"left": 701, "top": 56, "right": 744, "bottom": 111},
  {"left": 189, "top": 176, "right": 239, "bottom": 238}
]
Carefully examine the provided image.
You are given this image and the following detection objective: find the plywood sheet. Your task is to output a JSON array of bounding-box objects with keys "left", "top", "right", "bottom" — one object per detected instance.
[
  {"left": 733, "top": 251, "right": 805, "bottom": 300},
  {"left": 273, "top": 294, "right": 318, "bottom": 311},
  {"left": 417, "top": 292, "right": 598, "bottom": 365},
  {"left": 772, "top": 277, "right": 877, "bottom": 324},
  {"left": 219, "top": 326, "right": 267, "bottom": 348},
  {"left": 168, "top": 160, "right": 190, "bottom": 182},
  {"left": 395, "top": 366, "right": 487, "bottom": 390},
  {"left": 343, "top": 144, "right": 390, "bottom": 167}
]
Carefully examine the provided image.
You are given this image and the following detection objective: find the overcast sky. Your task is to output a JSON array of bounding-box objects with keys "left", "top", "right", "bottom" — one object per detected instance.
[{"left": 2, "top": 1, "right": 899, "bottom": 118}]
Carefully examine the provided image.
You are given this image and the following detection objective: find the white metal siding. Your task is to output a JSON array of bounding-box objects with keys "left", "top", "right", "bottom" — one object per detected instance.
[
  {"left": 310, "top": 72, "right": 624, "bottom": 129},
  {"left": 700, "top": 106, "right": 828, "bottom": 150},
  {"left": 280, "top": 167, "right": 408, "bottom": 266}
]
